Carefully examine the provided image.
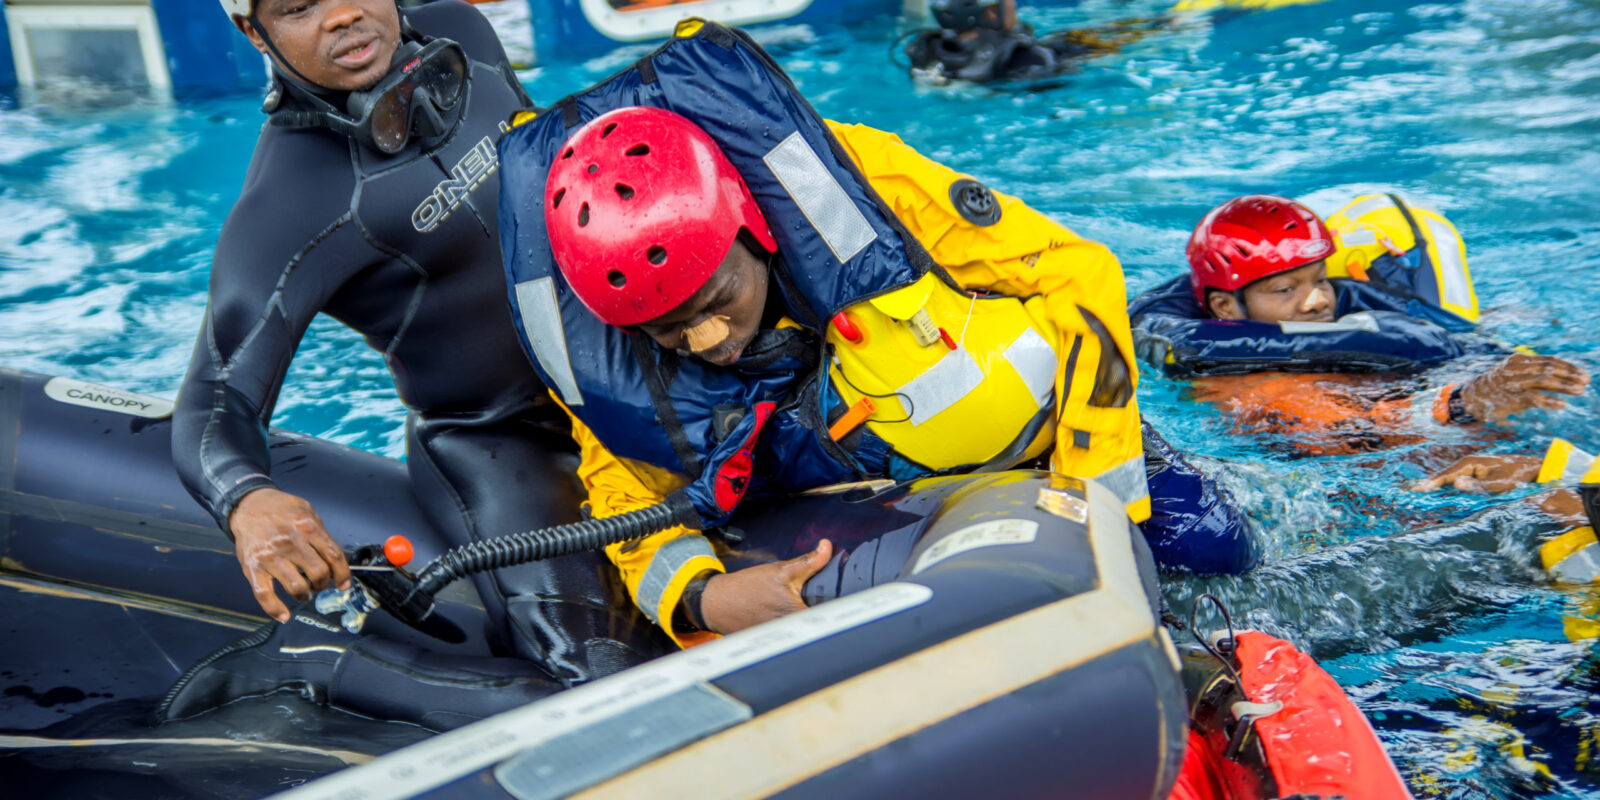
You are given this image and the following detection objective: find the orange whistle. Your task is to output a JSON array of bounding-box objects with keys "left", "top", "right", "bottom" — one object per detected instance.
[{"left": 828, "top": 397, "right": 876, "bottom": 441}]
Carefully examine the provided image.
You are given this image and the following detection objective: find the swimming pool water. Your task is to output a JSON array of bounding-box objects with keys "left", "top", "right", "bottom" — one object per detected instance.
[{"left": 1, "top": 0, "right": 1597, "bottom": 796}]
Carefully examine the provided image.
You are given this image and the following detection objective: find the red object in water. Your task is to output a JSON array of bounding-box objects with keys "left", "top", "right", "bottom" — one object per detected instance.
[{"left": 384, "top": 535, "right": 415, "bottom": 568}]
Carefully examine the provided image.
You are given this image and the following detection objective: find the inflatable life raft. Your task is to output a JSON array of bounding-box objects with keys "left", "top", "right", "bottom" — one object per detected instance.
[{"left": 0, "top": 368, "right": 1409, "bottom": 799}]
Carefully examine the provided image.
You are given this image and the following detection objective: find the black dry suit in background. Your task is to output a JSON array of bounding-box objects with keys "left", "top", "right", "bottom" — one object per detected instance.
[
  {"left": 168, "top": 0, "right": 669, "bottom": 725},
  {"left": 904, "top": 16, "right": 1168, "bottom": 85}
]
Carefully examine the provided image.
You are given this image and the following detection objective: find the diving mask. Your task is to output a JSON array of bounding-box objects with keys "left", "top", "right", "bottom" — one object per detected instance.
[
  {"left": 331, "top": 38, "right": 468, "bottom": 154},
  {"left": 930, "top": 0, "right": 1005, "bottom": 32}
]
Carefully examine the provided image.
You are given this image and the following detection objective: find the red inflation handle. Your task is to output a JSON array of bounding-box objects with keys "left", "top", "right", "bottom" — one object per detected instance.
[
  {"left": 384, "top": 535, "right": 415, "bottom": 568},
  {"left": 831, "top": 312, "right": 864, "bottom": 344}
]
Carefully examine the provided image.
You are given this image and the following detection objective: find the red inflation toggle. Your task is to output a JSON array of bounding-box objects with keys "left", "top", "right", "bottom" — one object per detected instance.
[
  {"left": 384, "top": 535, "right": 415, "bottom": 568},
  {"left": 831, "top": 312, "right": 864, "bottom": 344},
  {"left": 938, "top": 327, "right": 958, "bottom": 350}
]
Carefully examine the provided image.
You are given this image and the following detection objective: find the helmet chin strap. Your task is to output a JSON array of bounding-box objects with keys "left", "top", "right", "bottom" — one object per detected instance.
[{"left": 248, "top": 14, "right": 321, "bottom": 89}]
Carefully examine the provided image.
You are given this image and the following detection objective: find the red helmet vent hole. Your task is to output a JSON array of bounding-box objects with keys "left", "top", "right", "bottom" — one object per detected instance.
[
  {"left": 626, "top": 144, "right": 650, "bottom": 157},
  {"left": 615, "top": 183, "right": 635, "bottom": 200},
  {"left": 578, "top": 204, "right": 590, "bottom": 227},
  {"left": 551, "top": 188, "right": 566, "bottom": 209},
  {"left": 1284, "top": 220, "right": 1299, "bottom": 230},
  {"left": 647, "top": 246, "right": 667, "bottom": 265},
  {"left": 607, "top": 270, "right": 627, "bottom": 288},
  {"left": 601, "top": 122, "right": 618, "bottom": 139},
  {"left": 1233, "top": 244, "right": 1249, "bottom": 258},
  {"left": 560, "top": 147, "right": 573, "bottom": 160}
]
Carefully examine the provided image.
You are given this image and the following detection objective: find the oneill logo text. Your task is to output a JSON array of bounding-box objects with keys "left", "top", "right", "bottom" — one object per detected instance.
[{"left": 412, "top": 135, "right": 500, "bottom": 233}]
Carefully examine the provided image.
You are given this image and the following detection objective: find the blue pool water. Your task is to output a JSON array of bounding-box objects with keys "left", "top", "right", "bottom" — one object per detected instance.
[{"left": 2, "top": 0, "right": 1598, "bottom": 795}]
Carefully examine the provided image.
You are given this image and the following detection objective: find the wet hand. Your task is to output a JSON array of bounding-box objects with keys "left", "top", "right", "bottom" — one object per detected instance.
[
  {"left": 1458, "top": 353, "right": 1589, "bottom": 423},
  {"left": 228, "top": 487, "right": 352, "bottom": 622},
  {"left": 1409, "top": 453, "right": 1542, "bottom": 494},
  {"left": 699, "top": 539, "right": 833, "bottom": 635}
]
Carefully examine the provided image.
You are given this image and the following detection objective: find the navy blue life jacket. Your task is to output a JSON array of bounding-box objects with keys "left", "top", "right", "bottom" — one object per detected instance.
[
  {"left": 499, "top": 22, "right": 944, "bottom": 525},
  {"left": 1128, "top": 275, "right": 1502, "bottom": 378}
]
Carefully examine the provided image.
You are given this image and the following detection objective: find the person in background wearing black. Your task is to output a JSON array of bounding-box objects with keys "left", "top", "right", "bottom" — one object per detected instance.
[{"left": 903, "top": 0, "right": 1162, "bottom": 85}]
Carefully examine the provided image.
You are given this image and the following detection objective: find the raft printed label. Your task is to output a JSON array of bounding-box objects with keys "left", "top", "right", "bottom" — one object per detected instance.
[
  {"left": 912, "top": 518, "right": 1038, "bottom": 574},
  {"left": 43, "top": 377, "right": 174, "bottom": 419}
]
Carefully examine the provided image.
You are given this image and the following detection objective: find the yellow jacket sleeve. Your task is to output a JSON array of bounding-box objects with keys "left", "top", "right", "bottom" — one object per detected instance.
[
  {"left": 827, "top": 121, "right": 1150, "bottom": 520},
  {"left": 556, "top": 396, "right": 724, "bottom": 647}
]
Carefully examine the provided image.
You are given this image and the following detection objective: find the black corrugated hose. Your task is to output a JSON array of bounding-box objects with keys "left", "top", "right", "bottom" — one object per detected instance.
[{"left": 411, "top": 493, "right": 701, "bottom": 598}]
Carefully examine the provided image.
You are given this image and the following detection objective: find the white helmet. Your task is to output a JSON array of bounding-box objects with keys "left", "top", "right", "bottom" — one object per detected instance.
[{"left": 219, "top": 0, "right": 253, "bottom": 18}]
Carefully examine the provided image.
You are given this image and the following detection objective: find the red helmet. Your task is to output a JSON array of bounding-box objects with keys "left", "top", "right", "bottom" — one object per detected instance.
[
  {"left": 543, "top": 106, "right": 778, "bottom": 327},
  {"left": 1186, "top": 195, "right": 1335, "bottom": 305}
]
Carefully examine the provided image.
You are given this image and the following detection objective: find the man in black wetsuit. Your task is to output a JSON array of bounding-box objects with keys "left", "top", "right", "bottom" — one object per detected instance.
[{"left": 165, "top": 0, "right": 664, "bottom": 724}]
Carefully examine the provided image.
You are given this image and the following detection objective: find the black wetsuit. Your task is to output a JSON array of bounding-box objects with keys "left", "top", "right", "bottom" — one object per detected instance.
[
  {"left": 905, "top": 26, "right": 1085, "bottom": 84},
  {"left": 172, "top": 0, "right": 666, "bottom": 688}
]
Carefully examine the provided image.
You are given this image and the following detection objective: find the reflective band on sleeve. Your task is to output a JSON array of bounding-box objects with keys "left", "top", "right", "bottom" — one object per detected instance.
[
  {"left": 764, "top": 132, "right": 877, "bottom": 265},
  {"left": 515, "top": 277, "right": 584, "bottom": 407},
  {"left": 1538, "top": 438, "right": 1596, "bottom": 484},
  {"left": 1091, "top": 454, "right": 1150, "bottom": 508},
  {"left": 1003, "top": 328, "right": 1057, "bottom": 409},
  {"left": 1341, "top": 194, "right": 1394, "bottom": 222},
  {"left": 898, "top": 347, "right": 984, "bottom": 426},
  {"left": 1424, "top": 216, "right": 1473, "bottom": 312},
  {"left": 1583, "top": 457, "right": 1600, "bottom": 487},
  {"left": 635, "top": 534, "right": 717, "bottom": 622}
]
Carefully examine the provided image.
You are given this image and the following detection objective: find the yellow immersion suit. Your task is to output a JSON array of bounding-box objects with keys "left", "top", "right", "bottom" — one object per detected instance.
[{"left": 561, "top": 122, "right": 1147, "bottom": 643}]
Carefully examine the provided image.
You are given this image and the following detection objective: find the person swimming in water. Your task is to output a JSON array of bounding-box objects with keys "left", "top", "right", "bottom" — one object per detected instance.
[{"left": 1130, "top": 194, "right": 1589, "bottom": 456}]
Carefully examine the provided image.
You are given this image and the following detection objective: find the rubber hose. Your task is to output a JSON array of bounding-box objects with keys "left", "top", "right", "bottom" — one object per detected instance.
[{"left": 411, "top": 496, "right": 699, "bottom": 598}]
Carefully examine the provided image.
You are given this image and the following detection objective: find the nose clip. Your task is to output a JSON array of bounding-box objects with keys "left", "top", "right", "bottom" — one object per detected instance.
[{"left": 683, "top": 315, "right": 731, "bottom": 354}]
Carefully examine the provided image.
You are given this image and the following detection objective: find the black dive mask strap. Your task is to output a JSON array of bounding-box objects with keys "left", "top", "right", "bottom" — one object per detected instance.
[{"left": 267, "top": 35, "right": 466, "bottom": 155}]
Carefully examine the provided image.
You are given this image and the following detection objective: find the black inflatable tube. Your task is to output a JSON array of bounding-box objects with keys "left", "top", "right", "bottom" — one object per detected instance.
[{"left": 3, "top": 368, "right": 1187, "bottom": 799}]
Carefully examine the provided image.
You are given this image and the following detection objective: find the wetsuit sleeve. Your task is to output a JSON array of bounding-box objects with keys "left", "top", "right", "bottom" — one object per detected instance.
[
  {"left": 556, "top": 397, "right": 724, "bottom": 646},
  {"left": 827, "top": 121, "right": 1150, "bottom": 521},
  {"left": 171, "top": 148, "right": 371, "bottom": 533}
]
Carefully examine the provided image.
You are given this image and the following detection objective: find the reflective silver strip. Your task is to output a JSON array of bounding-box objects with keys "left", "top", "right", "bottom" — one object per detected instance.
[
  {"left": 1424, "top": 216, "right": 1473, "bottom": 311},
  {"left": 897, "top": 348, "right": 984, "bottom": 426},
  {"left": 1561, "top": 444, "right": 1596, "bottom": 482},
  {"left": 1092, "top": 454, "right": 1149, "bottom": 507},
  {"left": 1279, "top": 311, "right": 1380, "bottom": 335},
  {"left": 1336, "top": 227, "right": 1378, "bottom": 248},
  {"left": 514, "top": 277, "right": 583, "bottom": 407},
  {"left": 635, "top": 534, "right": 717, "bottom": 621},
  {"left": 1340, "top": 194, "right": 1393, "bottom": 222},
  {"left": 764, "top": 132, "right": 877, "bottom": 265},
  {"left": 1002, "top": 328, "right": 1056, "bottom": 409}
]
